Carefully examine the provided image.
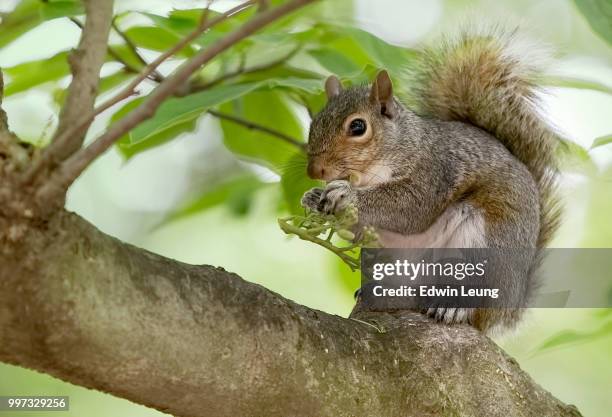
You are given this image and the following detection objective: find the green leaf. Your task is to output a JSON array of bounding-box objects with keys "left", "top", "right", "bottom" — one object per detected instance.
[
  {"left": 123, "top": 26, "right": 195, "bottom": 56},
  {"left": 40, "top": 0, "right": 82, "bottom": 19},
  {"left": 591, "top": 134, "right": 612, "bottom": 149},
  {"left": 341, "top": 26, "right": 416, "bottom": 73},
  {"left": 107, "top": 44, "right": 147, "bottom": 70},
  {"left": 3, "top": 51, "right": 70, "bottom": 96},
  {"left": 141, "top": 8, "right": 253, "bottom": 41},
  {"left": 3, "top": 44, "right": 139, "bottom": 99},
  {"left": 218, "top": 91, "right": 304, "bottom": 172},
  {"left": 145, "top": 9, "right": 250, "bottom": 53},
  {"left": 557, "top": 137, "right": 597, "bottom": 175},
  {"left": 536, "top": 320, "right": 612, "bottom": 352},
  {"left": 0, "top": 0, "right": 83, "bottom": 48},
  {"left": 267, "top": 77, "right": 324, "bottom": 94},
  {"left": 305, "top": 23, "right": 416, "bottom": 77},
  {"left": 308, "top": 49, "right": 362, "bottom": 76},
  {"left": 140, "top": 12, "right": 199, "bottom": 36},
  {"left": 226, "top": 63, "right": 323, "bottom": 87},
  {"left": 115, "top": 82, "right": 265, "bottom": 157},
  {"left": 280, "top": 152, "right": 320, "bottom": 214},
  {"left": 166, "top": 175, "right": 267, "bottom": 222},
  {"left": 98, "top": 71, "right": 133, "bottom": 94},
  {"left": 117, "top": 117, "right": 199, "bottom": 159},
  {"left": 574, "top": 0, "right": 612, "bottom": 46},
  {"left": 543, "top": 75, "right": 612, "bottom": 96},
  {"left": 52, "top": 69, "right": 131, "bottom": 108}
]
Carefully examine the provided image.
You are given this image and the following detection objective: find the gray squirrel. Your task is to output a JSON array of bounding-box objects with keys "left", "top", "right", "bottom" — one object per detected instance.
[{"left": 301, "top": 28, "right": 562, "bottom": 332}]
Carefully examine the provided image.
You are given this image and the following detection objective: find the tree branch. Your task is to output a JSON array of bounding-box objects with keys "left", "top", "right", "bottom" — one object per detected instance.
[
  {"left": 24, "top": 0, "right": 256, "bottom": 186},
  {"left": 110, "top": 18, "right": 164, "bottom": 83},
  {"left": 192, "top": 45, "right": 301, "bottom": 91},
  {"left": 35, "top": 0, "right": 316, "bottom": 205},
  {"left": 52, "top": 0, "right": 114, "bottom": 159},
  {"left": 0, "top": 210, "right": 583, "bottom": 417},
  {"left": 208, "top": 109, "right": 305, "bottom": 149},
  {"left": 0, "top": 70, "right": 34, "bottom": 175},
  {"left": 68, "top": 17, "right": 143, "bottom": 77},
  {"left": 54, "top": 0, "right": 311, "bottom": 175}
]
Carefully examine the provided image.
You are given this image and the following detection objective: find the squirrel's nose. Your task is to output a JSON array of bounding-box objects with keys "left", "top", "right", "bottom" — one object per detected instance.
[{"left": 307, "top": 159, "right": 326, "bottom": 180}]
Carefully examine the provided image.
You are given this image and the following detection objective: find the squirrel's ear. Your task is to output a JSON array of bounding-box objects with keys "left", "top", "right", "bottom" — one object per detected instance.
[
  {"left": 369, "top": 70, "right": 395, "bottom": 118},
  {"left": 325, "top": 75, "right": 342, "bottom": 99}
]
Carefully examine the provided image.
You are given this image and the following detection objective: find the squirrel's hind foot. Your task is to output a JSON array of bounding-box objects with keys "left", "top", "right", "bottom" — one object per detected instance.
[{"left": 425, "top": 307, "right": 472, "bottom": 325}]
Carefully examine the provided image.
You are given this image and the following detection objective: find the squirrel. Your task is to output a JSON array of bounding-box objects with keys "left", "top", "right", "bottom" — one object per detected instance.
[{"left": 301, "top": 28, "right": 562, "bottom": 332}]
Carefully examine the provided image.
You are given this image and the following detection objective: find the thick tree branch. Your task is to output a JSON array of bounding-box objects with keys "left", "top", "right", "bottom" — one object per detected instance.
[
  {"left": 35, "top": 0, "right": 314, "bottom": 204},
  {"left": 0, "top": 211, "right": 582, "bottom": 417},
  {"left": 52, "top": 0, "right": 114, "bottom": 159}
]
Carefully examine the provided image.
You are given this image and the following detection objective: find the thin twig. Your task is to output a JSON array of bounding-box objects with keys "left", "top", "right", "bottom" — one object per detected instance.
[
  {"left": 111, "top": 18, "right": 164, "bottom": 83},
  {"left": 278, "top": 217, "right": 360, "bottom": 270},
  {"left": 258, "top": 0, "right": 271, "bottom": 12},
  {"left": 208, "top": 109, "right": 304, "bottom": 149},
  {"left": 36, "top": 0, "right": 316, "bottom": 202},
  {"left": 73, "top": 15, "right": 165, "bottom": 83},
  {"left": 199, "top": 0, "right": 214, "bottom": 32},
  {"left": 24, "top": 0, "right": 257, "bottom": 184},
  {"left": 193, "top": 45, "right": 301, "bottom": 91}
]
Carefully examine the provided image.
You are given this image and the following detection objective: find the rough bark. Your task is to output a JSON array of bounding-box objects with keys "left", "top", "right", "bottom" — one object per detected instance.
[{"left": 0, "top": 210, "right": 582, "bottom": 417}]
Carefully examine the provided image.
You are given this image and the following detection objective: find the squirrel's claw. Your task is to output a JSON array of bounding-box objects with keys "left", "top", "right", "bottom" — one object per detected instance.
[
  {"left": 319, "top": 180, "right": 354, "bottom": 215},
  {"left": 301, "top": 181, "right": 355, "bottom": 215},
  {"left": 301, "top": 187, "right": 324, "bottom": 211}
]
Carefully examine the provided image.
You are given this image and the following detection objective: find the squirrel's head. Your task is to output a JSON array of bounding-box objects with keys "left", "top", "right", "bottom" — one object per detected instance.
[{"left": 306, "top": 70, "right": 400, "bottom": 186}]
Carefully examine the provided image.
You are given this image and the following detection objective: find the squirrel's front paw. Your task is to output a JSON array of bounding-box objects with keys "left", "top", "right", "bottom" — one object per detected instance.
[
  {"left": 301, "top": 187, "right": 324, "bottom": 211},
  {"left": 319, "top": 180, "right": 355, "bottom": 215}
]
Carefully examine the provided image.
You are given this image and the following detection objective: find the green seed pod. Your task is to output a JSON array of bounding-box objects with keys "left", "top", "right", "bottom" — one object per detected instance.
[
  {"left": 362, "top": 226, "right": 379, "bottom": 242},
  {"left": 343, "top": 206, "right": 358, "bottom": 224},
  {"left": 337, "top": 229, "right": 355, "bottom": 241}
]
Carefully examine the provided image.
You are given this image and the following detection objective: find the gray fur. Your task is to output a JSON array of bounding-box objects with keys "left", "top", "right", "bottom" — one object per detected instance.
[{"left": 303, "top": 29, "right": 561, "bottom": 333}]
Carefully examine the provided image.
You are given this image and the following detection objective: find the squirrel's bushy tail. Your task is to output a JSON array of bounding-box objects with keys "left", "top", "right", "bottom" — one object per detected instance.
[{"left": 409, "top": 26, "right": 561, "bottom": 248}]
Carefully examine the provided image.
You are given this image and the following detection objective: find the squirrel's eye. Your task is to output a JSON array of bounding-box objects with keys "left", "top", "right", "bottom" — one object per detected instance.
[{"left": 348, "top": 119, "right": 367, "bottom": 136}]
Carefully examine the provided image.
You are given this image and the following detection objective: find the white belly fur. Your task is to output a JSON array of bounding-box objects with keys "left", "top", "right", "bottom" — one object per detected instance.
[{"left": 376, "top": 203, "right": 486, "bottom": 248}]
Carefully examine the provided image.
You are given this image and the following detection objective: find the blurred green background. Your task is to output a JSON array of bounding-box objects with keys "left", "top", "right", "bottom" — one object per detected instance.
[{"left": 1, "top": 0, "right": 611, "bottom": 416}]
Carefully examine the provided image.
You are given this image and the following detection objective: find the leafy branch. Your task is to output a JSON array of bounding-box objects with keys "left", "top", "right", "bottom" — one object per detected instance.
[
  {"left": 278, "top": 205, "right": 379, "bottom": 270},
  {"left": 25, "top": 1, "right": 257, "bottom": 185},
  {"left": 33, "top": 0, "right": 315, "bottom": 205}
]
